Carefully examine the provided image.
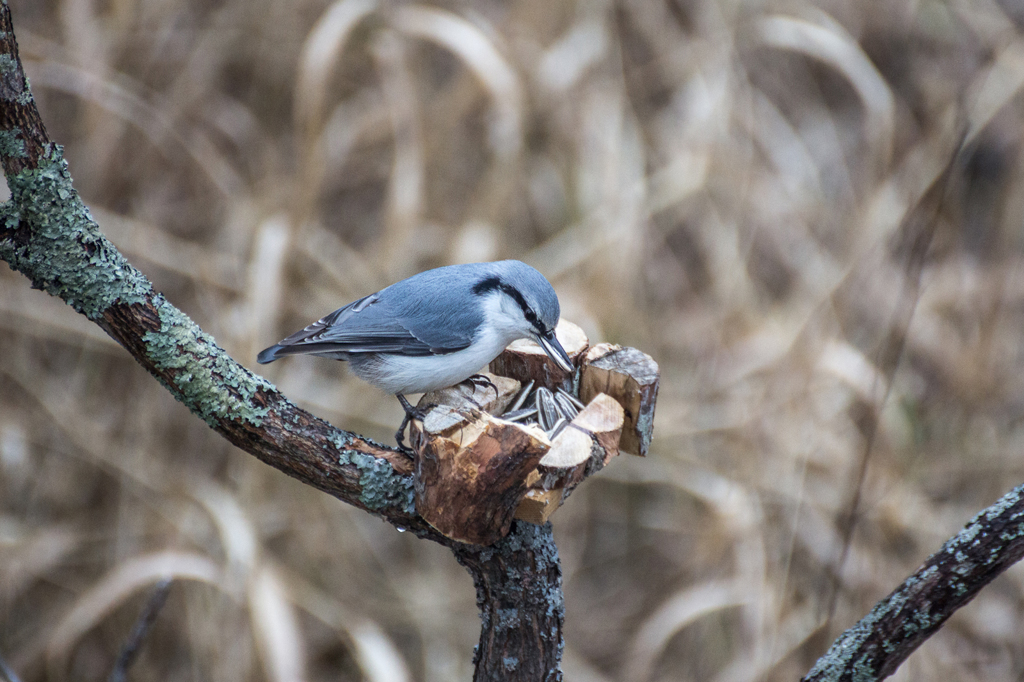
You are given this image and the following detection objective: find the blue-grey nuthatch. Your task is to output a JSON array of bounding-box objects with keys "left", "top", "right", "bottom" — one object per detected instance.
[{"left": 257, "top": 260, "right": 573, "bottom": 449}]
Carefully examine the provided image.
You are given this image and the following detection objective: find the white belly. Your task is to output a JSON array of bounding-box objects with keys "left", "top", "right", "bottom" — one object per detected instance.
[{"left": 348, "top": 326, "right": 514, "bottom": 395}]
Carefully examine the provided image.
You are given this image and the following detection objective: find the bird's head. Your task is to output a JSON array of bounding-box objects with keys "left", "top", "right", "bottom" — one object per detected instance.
[{"left": 472, "top": 260, "right": 574, "bottom": 373}]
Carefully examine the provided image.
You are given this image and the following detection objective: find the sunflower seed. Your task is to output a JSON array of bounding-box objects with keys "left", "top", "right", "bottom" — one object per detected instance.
[
  {"left": 548, "top": 417, "right": 569, "bottom": 439},
  {"left": 556, "top": 388, "right": 585, "bottom": 410},
  {"left": 536, "top": 388, "right": 559, "bottom": 431},
  {"left": 508, "top": 380, "right": 535, "bottom": 413},
  {"left": 503, "top": 407, "right": 538, "bottom": 422},
  {"left": 554, "top": 393, "right": 579, "bottom": 419}
]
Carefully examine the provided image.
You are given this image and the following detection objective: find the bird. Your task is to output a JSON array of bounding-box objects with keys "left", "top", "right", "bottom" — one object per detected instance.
[{"left": 257, "top": 260, "right": 574, "bottom": 450}]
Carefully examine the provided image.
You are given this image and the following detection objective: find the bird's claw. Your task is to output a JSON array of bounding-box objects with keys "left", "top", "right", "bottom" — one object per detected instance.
[
  {"left": 462, "top": 374, "right": 499, "bottom": 399},
  {"left": 395, "top": 394, "right": 432, "bottom": 454},
  {"left": 394, "top": 417, "right": 418, "bottom": 455},
  {"left": 394, "top": 439, "right": 416, "bottom": 459}
]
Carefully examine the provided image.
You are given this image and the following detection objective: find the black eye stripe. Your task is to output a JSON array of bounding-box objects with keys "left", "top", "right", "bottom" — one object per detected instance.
[
  {"left": 471, "top": 276, "right": 502, "bottom": 296},
  {"left": 473, "top": 276, "right": 544, "bottom": 331}
]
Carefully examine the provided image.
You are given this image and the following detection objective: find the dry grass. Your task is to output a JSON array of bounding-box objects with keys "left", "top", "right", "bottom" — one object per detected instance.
[{"left": 3, "top": 0, "right": 1024, "bottom": 680}]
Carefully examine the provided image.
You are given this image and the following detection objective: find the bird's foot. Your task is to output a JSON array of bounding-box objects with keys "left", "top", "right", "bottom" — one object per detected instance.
[
  {"left": 394, "top": 439, "right": 415, "bottom": 458},
  {"left": 461, "top": 373, "right": 499, "bottom": 399},
  {"left": 395, "top": 394, "right": 431, "bottom": 455}
]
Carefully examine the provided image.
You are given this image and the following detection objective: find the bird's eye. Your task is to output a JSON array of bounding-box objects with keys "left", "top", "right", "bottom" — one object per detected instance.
[{"left": 524, "top": 310, "right": 537, "bottom": 323}]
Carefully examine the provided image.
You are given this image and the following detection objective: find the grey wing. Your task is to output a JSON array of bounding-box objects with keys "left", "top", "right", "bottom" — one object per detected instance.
[
  {"left": 258, "top": 292, "right": 470, "bottom": 363},
  {"left": 384, "top": 272, "right": 484, "bottom": 351}
]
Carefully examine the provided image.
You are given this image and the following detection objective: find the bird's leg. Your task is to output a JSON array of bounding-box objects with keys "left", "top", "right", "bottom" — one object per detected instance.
[
  {"left": 394, "top": 394, "right": 428, "bottom": 454},
  {"left": 461, "top": 373, "right": 499, "bottom": 399}
]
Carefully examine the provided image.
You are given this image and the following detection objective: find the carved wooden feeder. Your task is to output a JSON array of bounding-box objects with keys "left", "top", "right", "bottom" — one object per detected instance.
[{"left": 408, "top": 320, "right": 660, "bottom": 545}]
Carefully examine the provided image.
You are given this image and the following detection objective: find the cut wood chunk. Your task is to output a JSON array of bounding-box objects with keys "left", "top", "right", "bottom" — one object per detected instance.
[
  {"left": 524, "top": 469, "right": 542, "bottom": 488},
  {"left": 538, "top": 392, "right": 625, "bottom": 469},
  {"left": 490, "top": 319, "right": 589, "bottom": 390},
  {"left": 571, "top": 392, "right": 625, "bottom": 465},
  {"left": 529, "top": 392, "right": 625, "bottom": 497},
  {"left": 416, "top": 406, "right": 477, "bottom": 440},
  {"left": 580, "top": 344, "right": 659, "bottom": 456},
  {"left": 514, "top": 488, "right": 565, "bottom": 525},
  {"left": 418, "top": 372, "right": 520, "bottom": 415},
  {"left": 539, "top": 423, "right": 593, "bottom": 468},
  {"left": 410, "top": 406, "right": 550, "bottom": 545}
]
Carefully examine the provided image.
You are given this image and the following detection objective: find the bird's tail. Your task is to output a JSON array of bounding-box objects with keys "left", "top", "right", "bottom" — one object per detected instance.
[
  {"left": 257, "top": 342, "right": 352, "bottom": 364},
  {"left": 256, "top": 345, "right": 285, "bottom": 364}
]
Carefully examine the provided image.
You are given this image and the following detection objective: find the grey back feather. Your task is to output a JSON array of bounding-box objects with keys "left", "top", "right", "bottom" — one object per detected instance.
[{"left": 257, "top": 260, "right": 558, "bottom": 362}]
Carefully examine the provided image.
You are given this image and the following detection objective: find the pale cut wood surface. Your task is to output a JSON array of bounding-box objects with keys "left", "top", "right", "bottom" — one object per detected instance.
[
  {"left": 579, "top": 344, "right": 659, "bottom": 456},
  {"left": 514, "top": 488, "right": 565, "bottom": 525}
]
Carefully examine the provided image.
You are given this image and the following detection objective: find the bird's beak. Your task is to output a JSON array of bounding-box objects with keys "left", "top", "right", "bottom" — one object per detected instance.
[{"left": 536, "top": 329, "right": 574, "bottom": 373}]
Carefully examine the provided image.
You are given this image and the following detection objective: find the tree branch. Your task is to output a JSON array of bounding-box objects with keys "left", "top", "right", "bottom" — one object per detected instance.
[
  {"left": 0, "top": 8, "right": 419, "bottom": 531},
  {"left": 454, "top": 523, "right": 565, "bottom": 681},
  {"left": 0, "top": 5, "right": 563, "bottom": 679},
  {"left": 803, "top": 482, "right": 1024, "bottom": 681}
]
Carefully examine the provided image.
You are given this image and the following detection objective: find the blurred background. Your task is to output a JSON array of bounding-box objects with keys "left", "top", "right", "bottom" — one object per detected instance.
[{"left": 3, "top": 0, "right": 1024, "bottom": 679}]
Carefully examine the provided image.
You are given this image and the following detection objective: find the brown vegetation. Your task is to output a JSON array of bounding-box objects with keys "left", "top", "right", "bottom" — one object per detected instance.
[{"left": 4, "top": 0, "right": 1024, "bottom": 680}]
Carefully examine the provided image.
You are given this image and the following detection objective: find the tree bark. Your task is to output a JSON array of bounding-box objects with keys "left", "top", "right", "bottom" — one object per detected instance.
[
  {"left": 803, "top": 482, "right": 1024, "bottom": 681},
  {"left": 0, "top": 5, "right": 561, "bottom": 680},
  {"left": 453, "top": 522, "right": 565, "bottom": 682}
]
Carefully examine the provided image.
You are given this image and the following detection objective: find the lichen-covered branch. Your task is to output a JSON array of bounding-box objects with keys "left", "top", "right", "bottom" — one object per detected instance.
[
  {"left": 453, "top": 522, "right": 565, "bottom": 682},
  {"left": 0, "top": 5, "right": 565, "bottom": 680},
  {"left": 803, "top": 482, "right": 1024, "bottom": 682},
  {"left": 0, "top": 5, "right": 48, "bottom": 178},
  {"left": 0, "top": 138, "right": 423, "bottom": 526},
  {"left": 0, "top": 5, "right": 421, "bottom": 532}
]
